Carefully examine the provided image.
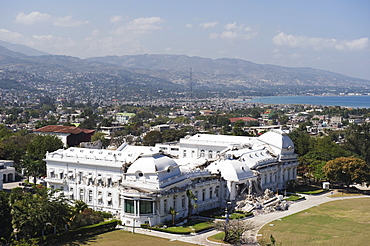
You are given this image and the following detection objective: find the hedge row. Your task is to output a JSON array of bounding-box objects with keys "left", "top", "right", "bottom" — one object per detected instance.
[
  {"left": 143, "top": 221, "right": 214, "bottom": 235},
  {"left": 38, "top": 219, "right": 120, "bottom": 245}
]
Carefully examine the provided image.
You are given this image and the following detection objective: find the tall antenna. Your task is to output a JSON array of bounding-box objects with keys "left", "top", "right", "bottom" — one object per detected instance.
[{"left": 189, "top": 67, "right": 193, "bottom": 99}]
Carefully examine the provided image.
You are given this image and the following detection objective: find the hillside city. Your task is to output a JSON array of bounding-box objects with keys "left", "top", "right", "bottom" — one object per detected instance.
[{"left": 1, "top": 49, "right": 370, "bottom": 246}]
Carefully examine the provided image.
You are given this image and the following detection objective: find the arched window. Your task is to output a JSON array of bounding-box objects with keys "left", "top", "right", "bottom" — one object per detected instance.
[
  {"left": 200, "top": 150, "right": 205, "bottom": 158},
  {"left": 208, "top": 150, "right": 213, "bottom": 158}
]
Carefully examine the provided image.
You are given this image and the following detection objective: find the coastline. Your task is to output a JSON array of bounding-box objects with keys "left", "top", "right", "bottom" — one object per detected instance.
[{"left": 244, "top": 95, "right": 370, "bottom": 108}]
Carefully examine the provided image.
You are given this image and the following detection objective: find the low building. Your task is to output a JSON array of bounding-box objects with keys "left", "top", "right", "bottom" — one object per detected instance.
[
  {"left": 34, "top": 125, "right": 95, "bottom": 147},
  {"left": 0, "top": 160, "right": 16, "bottom": 190},
  {"left": 45, "top": 130, "right": 298, "bottom": 227}
]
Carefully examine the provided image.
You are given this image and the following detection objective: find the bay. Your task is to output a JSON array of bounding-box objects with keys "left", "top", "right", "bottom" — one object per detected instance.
[{"left": 250, "top": 95, "right": 370, "bottom": 108}]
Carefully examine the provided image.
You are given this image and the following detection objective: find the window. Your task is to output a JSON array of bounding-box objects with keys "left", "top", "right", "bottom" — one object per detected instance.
[
  {"left": 125, "top": 200, "right": 134, "bottom": 213},
  {"left": 88, "top": 190, "right": 93, "bottom": 202},
  {"left": 107, "top": 192, "right": 112, "bottom": 205},
  {"left": 200, "top": 150, "right": 205, "bottom": 158},
  {"left": 70, "top": 188, "right": 74, "bottom": 199},
  {"left": 98, "top": 191, "right": 103, "bottom": 205},
  {"left": 209, "top": 187, "right": 213, "bottom": 199},
  {"left": 194, "top": 191, "right": 198, "bottom": 203},
  {"left": 50, "top": 185, "right": 54, "bottom": 190},
  {"left": 270, "top": 173, "right": 273, "bottom": 183},
  {"left": 59, "top": 172, "right": 64, "bottom": 180},
  {"left": 50, "top": 171, "right": 55, "bottom": 178},
  {"left": 182, "top": 195, "right": 185, "bottom": 208},
  {"left": 79, "top": 189, "right": 84, "bottom": 200},
  {"left": 208, "top": 150, "right": 213, "bottom": 159},
  {"left": 173, "top": 196, "right": 177, "bottom": 210},
  {"left": 140, "top": 201, "right": 153, "bottom": 214},
  {"left": 183, "top": 150, "right": 186, "bottom": 158},
  {"left": 202, "top": 189, "right": 205, "bottom": 201},
  {"left": 118, "top": 194, "right": 122, "bottom": 207},
  {"left": 164, "top": 199, "right": 167, "bottom": 213}
]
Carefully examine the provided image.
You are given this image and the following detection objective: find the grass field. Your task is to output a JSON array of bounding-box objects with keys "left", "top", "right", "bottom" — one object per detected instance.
[
  {"left": 56, "top": 229, "right": 195, "bottom": 246},
  {"left": 207, "top": 232, "right": 225, "bottom": 244},
  {"left": 258, "top": 198, "right": 370, "bottom": 246}
]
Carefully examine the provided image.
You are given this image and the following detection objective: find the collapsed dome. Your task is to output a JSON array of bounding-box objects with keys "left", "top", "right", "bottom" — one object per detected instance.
[{"left": 208, "top": 159, "right": 255, "bottom": 182}]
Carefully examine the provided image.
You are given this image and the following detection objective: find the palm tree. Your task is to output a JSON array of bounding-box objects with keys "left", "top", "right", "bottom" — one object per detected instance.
[
  {"left": 22, "top": 158, "right": 44, "bottom": 185},
  {"left": 186, "top": 190, "right": 197, "bottom": 220},
  {"left": 69, "top": 200, "right": 88, "bottom": 225},
  {"left": 169, "top": 207, "right": 178, "bottom": 225}
]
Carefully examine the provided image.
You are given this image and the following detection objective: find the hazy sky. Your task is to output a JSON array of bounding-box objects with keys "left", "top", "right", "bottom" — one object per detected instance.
[{"left": 1, "top": 0, "right": 369, "bottom": 80}]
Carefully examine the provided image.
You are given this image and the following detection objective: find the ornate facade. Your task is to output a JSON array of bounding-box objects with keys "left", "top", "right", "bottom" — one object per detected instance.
[{"left": 45, "top": 129, "right": 298, "bottom": 227}]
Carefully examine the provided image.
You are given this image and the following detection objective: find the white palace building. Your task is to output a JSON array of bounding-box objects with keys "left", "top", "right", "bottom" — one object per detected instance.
[{"left": 45, "top": 129, "right": 298, "bottom": 227}]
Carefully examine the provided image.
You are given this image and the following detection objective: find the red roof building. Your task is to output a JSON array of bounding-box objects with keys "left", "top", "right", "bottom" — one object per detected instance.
[
  {"left": 34, "top": 125, "right": 95, "bottom": 147},
  {"left": 229, "top": 117, "right": 259, "bottom": 124}
]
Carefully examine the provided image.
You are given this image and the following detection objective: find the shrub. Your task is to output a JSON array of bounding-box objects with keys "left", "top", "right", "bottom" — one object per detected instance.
[
  {"left": 38, "top": 220, "right": 119, "bottom": 245},
  {"left": 140, "top": 223, "right": 149, "bottom": 229},
  {"left": 147, "top": 221, "right": 214, "bottom": 234}
]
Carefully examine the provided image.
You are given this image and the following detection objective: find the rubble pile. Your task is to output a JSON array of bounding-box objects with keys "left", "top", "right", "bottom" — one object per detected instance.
[{"left": 235, "top": 189, "right": 290, "bottom": 215}]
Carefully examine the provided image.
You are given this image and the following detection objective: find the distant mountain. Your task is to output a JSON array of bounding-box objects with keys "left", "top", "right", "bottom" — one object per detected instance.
[
  {"left": 0, "top": 42, "right": 370, "bottom": 102},
  {"left": 0, "top": 40, "right": 50, "bottom": 56},
  {"left": 87, "top": 54, "right": 370, "bottom": 93}
]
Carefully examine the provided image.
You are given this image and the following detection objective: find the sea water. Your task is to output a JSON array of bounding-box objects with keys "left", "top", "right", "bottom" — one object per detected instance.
[{"left": 250, "top": 95, "right": 370, "bottom": 108}]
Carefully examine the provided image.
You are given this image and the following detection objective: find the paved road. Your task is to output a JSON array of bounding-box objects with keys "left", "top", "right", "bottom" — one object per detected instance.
[{"left": 127, "top": 192, "right": 369, "bottom": 246}]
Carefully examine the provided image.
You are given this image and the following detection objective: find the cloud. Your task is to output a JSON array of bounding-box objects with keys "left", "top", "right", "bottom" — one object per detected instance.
[
  {"left": 109, "top": 15, "right": 123, "bottom": 23},
  {"left": 185, "top": 24, "right": 192, "bottom": 28},
  {"left": 210, "top": 22, "right": 257, "bottom": 40},
  {"left": 53, "top": 16, "right": 89, "bottom": 27},
  {"left": 0, "top": 28, "right": 23, "bottom": 40},
  {"left": 15, "top": 11, "right": 51, "bottom": 25},
  {"left": 112, "top": 17, "right": 165, "bottom": 36},
  {"left": 272, "top": 32, "right": 369, "bottom": 51},
  {"left": 15, "top": 11, "right": 88, "bottom": 27},
  {"left": 199, "top": 21, "right": 218, "bottom": 29}
]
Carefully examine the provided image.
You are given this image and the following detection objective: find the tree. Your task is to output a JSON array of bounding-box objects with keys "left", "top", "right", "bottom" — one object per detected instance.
[
  {"left": 91, "top": 132, "right": 110, "bottom": 148},
  {"left": 186, "top": 189, "right": 197, "bottom": 219},
  {"left": 169, "top": 207, "right": 178, "bottom": 226},
  {"left": 232, "top": 120, "right": 246, "bottom": 136},
  {"left": 288, "top": 127, "right": 311, "bottom": 156},
  {"left": 214, "top": 220, "right": 255, "bottom": 245},
  {"left": 23, "top": 134, "right": 63, "bottom": 181},
  {"left": 0, "top": 191, "right": 12, "bottom": 242},
  {"left": 9, "top": 187, "right": 70, "bottom": 240},
  {"left": 23, "top": 159, "right": 44, "bottom": 184},
  {"left": 323, "top": 156, "right": 370, "bottom": 191},
  {"left": 79, "top": 117, "right": 96, "bottom": 129},
  {"left": 279, "top": 114, "right": 289, "bottom": 125},
  {"left": 143, "top": 131, "right": 162, "bottom": 146},
  {"left": 69, "top": 200, "right": 88, "bottom": 228},
  {"left": 343, "top": 123, "right": 370, "bottom": 166},
  {"left": 26, "top": 134, "right": 63, "bottom": 161}
]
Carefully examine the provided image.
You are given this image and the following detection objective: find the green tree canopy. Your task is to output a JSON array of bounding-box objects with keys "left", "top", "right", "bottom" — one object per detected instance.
[
  {"left": 343, "top": 122, "right": 370, "bottom": 166},
  {"left": 323, "top": 156, "right": 370, "bottom": 190},
  {"left": 142, "top": 131, "right": 163, "bottom": 146}
]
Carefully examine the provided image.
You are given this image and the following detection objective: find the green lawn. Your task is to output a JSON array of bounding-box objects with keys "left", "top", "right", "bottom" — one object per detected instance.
[
  {"left": 284, "top": 194, "right": 304, "bottom": 201},
  {"left": 55, "top": 229, "right": 195, "bottom": 246},
  {"left": 258, "top": 198, "right": 370, "bottom": 246},
  {"left": 208, "top": 232, "right": 226, "bottom": 244}
]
